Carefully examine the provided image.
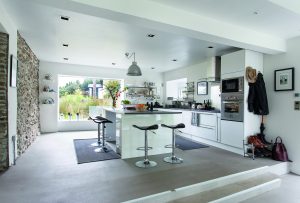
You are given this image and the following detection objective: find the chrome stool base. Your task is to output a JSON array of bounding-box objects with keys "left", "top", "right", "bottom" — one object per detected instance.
[
  {"left": 135, "top": 160, "right": 157, "bottom": 168},
  {"left": 163, "top": 156, "right": 183, "bottom": 164},
  {"left": 94, "top": 147, "right": 109, "bottom": 153},
  {"left": 90, "top": 142, "right": 101, "bottom": 147}
]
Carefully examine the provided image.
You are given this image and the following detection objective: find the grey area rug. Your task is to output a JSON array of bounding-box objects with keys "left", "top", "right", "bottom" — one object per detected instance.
[
  {"left": 73, "top": 138, "right": 120, "bottom": 164},
  {"left": 175, "top": 135, "right": 209, "bottom": 150}
]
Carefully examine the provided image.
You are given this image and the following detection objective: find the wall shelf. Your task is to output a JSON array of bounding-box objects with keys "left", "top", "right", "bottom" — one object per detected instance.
[
  {"left": 125, "top": 86, "right": 157, "bottom": 99},
  {"left": 182, "top": 82, "right": 195, "bottom": 102}
]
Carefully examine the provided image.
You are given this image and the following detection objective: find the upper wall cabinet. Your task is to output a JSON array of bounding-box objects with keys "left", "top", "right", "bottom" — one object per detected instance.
[
  {"left": 221, "top": 50, "right": 246, "bottom": 76},
  {"left": 221, "top": 50, "right": 264, "bottom": 79}
]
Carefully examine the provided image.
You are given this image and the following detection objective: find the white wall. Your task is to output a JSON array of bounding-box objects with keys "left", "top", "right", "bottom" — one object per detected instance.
[
  {"left": 0, "top": 0, "right": 18, "bottom": 165},
  {"left": 264, "top": 36, "right": 300, "bottom": 175},
  {"left": 39, "top": 61, "right": 163, "bottom": 132},
  {"left": 163, "top": 58, "right": 220, "bottom": 108}
]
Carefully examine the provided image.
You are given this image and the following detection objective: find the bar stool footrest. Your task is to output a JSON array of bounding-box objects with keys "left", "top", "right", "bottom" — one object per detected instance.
[
  {"left": 164, "top": 144, "right": 173, "bottom": 148},
  {"left": 137, "top": 146, "right": 153, "bottom": 151}
]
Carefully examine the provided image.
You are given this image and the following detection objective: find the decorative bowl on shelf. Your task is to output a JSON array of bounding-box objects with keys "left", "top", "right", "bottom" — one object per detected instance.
[{"left": 135, "top": 104, "right": 147, "bottom": 112}]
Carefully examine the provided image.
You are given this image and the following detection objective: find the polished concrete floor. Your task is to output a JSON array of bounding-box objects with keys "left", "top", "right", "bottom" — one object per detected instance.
[{"left": 0, "top": 131, "right": 281, "bottom": 203}]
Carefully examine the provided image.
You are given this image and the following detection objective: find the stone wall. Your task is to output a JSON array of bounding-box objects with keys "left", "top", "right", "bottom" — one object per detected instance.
[
  {"left": 0, "top": 32, "right": 9, "bottom": 172},
  {"left": 17, "top": 32, "right": 40, "bottom": 155}
]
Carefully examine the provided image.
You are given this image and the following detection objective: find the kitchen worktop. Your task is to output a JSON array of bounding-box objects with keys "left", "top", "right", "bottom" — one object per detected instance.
[
  {"left": 103, "top": 107, "right": 182, "bottom": 114},
  {"left": 161, "top": 107, "right": 221, "bottom": 114}
]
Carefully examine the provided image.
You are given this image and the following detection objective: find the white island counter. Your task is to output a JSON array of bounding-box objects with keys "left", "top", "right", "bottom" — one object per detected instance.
[{"left": 103, "top": 108, "right": 182, "bottom": 159}]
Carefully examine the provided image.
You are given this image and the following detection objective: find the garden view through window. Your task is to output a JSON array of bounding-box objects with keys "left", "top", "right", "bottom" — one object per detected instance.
[{"left": 58, "top": 75, "right": 123, "bottom": 120}]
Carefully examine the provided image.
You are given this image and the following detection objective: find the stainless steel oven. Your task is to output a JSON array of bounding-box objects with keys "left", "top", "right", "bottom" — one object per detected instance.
[
  {"left": 221, "top": 76, "right": 244, "bottom": 93},
  {"left": 221, "top": 93, "right": 244, "bottom": 122}
]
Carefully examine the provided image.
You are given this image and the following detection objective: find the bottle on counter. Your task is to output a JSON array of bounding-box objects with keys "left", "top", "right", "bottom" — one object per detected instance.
[{"left": 150, "top": 102, "right": 154, "bottom": 111}]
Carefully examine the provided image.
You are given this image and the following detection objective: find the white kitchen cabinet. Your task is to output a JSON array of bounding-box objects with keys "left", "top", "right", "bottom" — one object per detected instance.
[
  {"left": 193, "top": 125, "right": 216, "bottom": 141},
  {"left": 220, "top": 120, "right": 244, "bottom": 149},
  {"left": 199, "top": 113, "right": 216, "bottom": 127},
  {"left": 194, "top": 113, "right": 217, "bottom": 141},
  {"left": 221, "top": 50, "right": 245, "bottom": 75}
]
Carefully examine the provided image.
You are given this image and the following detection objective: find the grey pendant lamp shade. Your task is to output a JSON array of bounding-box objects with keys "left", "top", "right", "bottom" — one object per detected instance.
[{"left": 126, "top": 52, "right": 142, "bottom": 76}]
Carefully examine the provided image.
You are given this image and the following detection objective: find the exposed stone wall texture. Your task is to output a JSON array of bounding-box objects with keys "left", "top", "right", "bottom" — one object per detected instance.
[
  {"left": 17, "top": 32, "right": 40, "bottom": 155},
  {"left": 0, "top": 32, "right": 9, "bottom": 172}
]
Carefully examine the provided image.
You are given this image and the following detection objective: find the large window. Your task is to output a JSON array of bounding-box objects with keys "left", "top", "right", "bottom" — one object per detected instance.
[
  {"left": 58, "top": 76, "right": 123, "bottom": 120},
  {"left": 166, "top": 78, "right": 187, "bottom": 100}
]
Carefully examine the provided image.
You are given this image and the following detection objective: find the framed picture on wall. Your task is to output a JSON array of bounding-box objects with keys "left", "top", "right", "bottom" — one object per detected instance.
[
  {"left": 197, "top": 81, "right": 208, "bottom": 95},
  {"left": 10, "top": 54, "right": 18, "bottom": 88},
  {"left": 274, "top": 67, "right": 294, "bottom": 91}
]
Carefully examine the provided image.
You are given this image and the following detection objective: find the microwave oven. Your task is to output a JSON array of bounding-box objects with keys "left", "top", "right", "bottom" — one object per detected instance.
[{"left": 221, "top": 76, "right": 244, "bottom": 93}]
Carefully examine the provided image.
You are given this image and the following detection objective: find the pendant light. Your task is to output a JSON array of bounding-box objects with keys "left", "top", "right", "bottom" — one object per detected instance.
[{"left": 125, "top": 52, "right": 142, "bottom": 76}]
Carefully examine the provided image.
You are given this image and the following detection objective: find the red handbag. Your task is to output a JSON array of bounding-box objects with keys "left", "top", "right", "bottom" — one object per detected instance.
[{"left": 272, "top": 137, "right": 291, "bottom": 162}]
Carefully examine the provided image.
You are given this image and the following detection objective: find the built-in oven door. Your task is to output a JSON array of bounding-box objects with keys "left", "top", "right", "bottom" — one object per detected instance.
[{"left": 221, "top": 99, "right": 244, "bottom": 122}]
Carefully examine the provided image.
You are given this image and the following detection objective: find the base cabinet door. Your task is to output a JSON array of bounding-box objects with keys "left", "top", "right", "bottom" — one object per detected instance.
[
  {"left": 193, "top": 126, "right": 216, "bottom": 141},
  {"left": 220, "top": 120, "right": 244, "bottom": 148}
]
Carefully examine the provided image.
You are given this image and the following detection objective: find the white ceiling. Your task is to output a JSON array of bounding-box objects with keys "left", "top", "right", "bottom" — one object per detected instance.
[
  {"left": 151, "top": 0, "right": 300, "bottom": 39},
  {"left": 2, "top": 0, "right": 300, "bottom": 72}
]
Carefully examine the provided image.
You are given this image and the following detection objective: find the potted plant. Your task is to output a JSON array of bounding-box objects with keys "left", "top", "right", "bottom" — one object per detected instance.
[{"left": 104, "top": 81, "right": 127, "bottom": 108}]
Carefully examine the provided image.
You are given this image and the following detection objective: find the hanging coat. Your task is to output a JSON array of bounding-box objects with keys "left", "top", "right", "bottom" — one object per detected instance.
[{"left": 248, "top": 72, "right": 269, "bottom": 115}]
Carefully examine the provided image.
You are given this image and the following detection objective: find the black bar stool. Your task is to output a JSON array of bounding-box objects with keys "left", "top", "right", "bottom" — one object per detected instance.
[
  {"left": 88, "top": 116, "right": 106, "bottom": 147},
  {"left": 133, "top": 124, "right": 159, "bottom": 168},
  {"left": 94, "top": 118, "right": 113, "bottom": 153},
  {"left": 161, "top": 123, "right": 185, "bottom": 164}
]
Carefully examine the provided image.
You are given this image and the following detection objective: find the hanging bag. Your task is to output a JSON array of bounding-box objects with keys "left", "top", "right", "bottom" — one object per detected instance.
[{"left": 272, "top": 136, "right": 291, "bottom": 162}]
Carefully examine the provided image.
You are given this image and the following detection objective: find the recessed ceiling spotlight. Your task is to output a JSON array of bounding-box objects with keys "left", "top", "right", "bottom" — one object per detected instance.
[
  {"left": 208, "top": 46, "right": 214, "bottom": 49},
  {"left": 172, "top": 59, "right": 177, "bottom": 62},
  {"left": 63, "top": 57, "right": 69, "bottom": 60},
  {"left": 253, "top": 11, "right": 259, "bottom": 15},
  {"left": 62, "top": 44, "right": 69, "bottom": 47},
  {"left": 60, "top": 15, "right": 70, "bottom": 21},
  {"left": 147, "top": 34, "right": 155, "bottom": 38},
  {"left": 112, "top": 63, "right": 116, "bottom": 65}
]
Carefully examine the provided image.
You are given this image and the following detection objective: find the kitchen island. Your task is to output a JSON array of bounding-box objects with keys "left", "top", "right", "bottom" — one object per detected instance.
[{"left": 103, "top": 108, "right": 182, "bottom": 159}]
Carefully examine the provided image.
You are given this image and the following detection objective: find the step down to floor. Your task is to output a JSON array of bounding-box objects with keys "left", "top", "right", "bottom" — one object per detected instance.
[{"left": 123, "top": 166, "right": 281, "bottom": 203}]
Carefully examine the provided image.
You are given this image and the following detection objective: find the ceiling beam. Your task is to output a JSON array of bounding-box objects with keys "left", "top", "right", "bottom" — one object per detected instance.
[
  {"left": 268, "top": 0, "right": 300, "bottom": 15},
  {"left": 32, "top": 0, "right": 286, "bottom": 54}
]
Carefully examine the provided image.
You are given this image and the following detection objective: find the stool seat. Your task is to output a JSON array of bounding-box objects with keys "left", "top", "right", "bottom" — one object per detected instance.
[
  {"left": 133, "top": 124, "right": 158, "bottom": 131},
  {"left": 101, "top": 120, "right": 113, "bottom": 124},
  {"left": 161, "top": 123, "right": 185, "bottom": 129},
  {"left": 95, "top": 116, "right": 107, "bottom": 121}
]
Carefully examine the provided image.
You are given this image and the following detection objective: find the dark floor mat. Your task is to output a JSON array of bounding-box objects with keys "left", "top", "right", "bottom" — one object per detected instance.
[
  {"left": 73, "top": 138, "right": 120, "bottom": 164},
  {"left": 175, "top": 135, "right": 209, "bottom": 150}
]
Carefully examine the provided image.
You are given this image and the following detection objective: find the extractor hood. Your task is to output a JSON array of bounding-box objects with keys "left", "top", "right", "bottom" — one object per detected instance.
[{"left": 199, "top": 56, "right": 221, "bottom": 82}]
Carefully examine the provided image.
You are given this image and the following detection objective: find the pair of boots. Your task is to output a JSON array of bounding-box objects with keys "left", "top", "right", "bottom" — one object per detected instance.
[
  {"left": 248, "top": 135, "right": 272, "bottom": 157},
  {"left": 257, "top": 133, "right": 272, "bottom": 145},
  {"left": 248, "top": 135, "right": 266, "bottom": 148}
]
